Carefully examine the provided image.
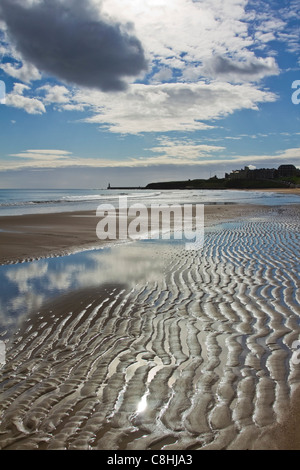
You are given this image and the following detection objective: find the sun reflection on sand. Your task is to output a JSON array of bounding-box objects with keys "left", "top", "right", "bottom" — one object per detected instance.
[{"left": 137, "top": 394, "right": 148, "bottom": 414}]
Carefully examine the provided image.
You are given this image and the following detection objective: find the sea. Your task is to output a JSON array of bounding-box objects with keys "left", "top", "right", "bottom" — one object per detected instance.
[{"left": 0, "top": 188, "right": 300, "bottom": 216}]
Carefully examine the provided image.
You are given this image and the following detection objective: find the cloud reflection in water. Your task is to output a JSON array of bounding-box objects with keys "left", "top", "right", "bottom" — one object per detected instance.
[{"left": 0, "top": 241, "right": 173, "bottom": 336}]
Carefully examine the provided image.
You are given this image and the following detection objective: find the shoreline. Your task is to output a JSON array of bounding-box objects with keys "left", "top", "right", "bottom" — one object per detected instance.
[
  {"left": 239, "top": 187, "right": 300, "bottom": 195},
  {"left": 0, "top": 203, "right": 270, "bottom": 265}
]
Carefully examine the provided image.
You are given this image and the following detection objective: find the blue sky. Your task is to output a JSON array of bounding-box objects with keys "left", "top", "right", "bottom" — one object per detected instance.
[{"left": 0, "top": 0, "right": 299, "bottom": 188}]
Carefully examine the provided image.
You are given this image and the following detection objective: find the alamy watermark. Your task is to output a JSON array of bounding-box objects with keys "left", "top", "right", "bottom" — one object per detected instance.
[
  {"left": 291, "top": 339, "right": 300, "bottom": 365},
  {"left": 0, "top": 340, "right": 6, "bottom": 367},
  {"left": 0, "top": 80, "right": 5, "bottom": 105},
  {"left": 96, "top": 196, "right": 204, "bottom": 250},
  {"left": 292, "top": 80, "right": 300, "bottom": 105}
]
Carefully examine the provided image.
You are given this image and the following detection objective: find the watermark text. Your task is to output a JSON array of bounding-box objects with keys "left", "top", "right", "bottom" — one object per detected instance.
[
  {"left": 96, "top": 196, "right": 204, "bottom": 251},
  {"left": 292, "top": 80, "right": 300, "bottom": 105},
  {"left": 291, "top": 339, "right": 300, "bottom": 365},
  {"left": 0, "top": 80, "right": 5, "bottom": 105},
  {"left": 0, "top": 340, "right": 6, "bottom": 367}
]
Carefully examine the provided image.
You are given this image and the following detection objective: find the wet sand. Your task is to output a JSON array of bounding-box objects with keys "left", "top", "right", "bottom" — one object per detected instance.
[
  {"left": 0, "top": 203, "right": 300, "bottom": 450},
  {"left": 243, "top": 188, "right": 300, "bottom": 196},
  {"left": 0, "top": 210, "right": 110, "bottom": 265},
  {"left": 0, "top": 204, "right": 264, "bottom": 265}
]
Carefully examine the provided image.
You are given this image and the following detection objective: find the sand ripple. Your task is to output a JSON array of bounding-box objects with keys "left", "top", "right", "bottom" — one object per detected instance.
[{"left": 0, "top": 209, "right": 300, "bottom": 450}]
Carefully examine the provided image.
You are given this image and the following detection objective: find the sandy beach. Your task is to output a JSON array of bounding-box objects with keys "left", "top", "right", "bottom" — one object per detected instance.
[
  {"left": 0, "top": 203, "right": 265, "bottom": 265},
  {"left": 242, "top": 188, "right": 300, "bottom": 196},
  {"left": 0, "top": 202, "right": 300, "bottom": 450}
]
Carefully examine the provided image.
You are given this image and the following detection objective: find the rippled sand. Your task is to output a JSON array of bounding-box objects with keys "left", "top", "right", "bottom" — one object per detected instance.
[{"left": 0, "top": 206, "right": 300, "bottom": 450}]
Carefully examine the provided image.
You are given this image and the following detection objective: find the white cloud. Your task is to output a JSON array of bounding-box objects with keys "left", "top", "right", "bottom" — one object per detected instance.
[
  {"left": 0, "top": 0, "right": 296, "bottom": 136},
  {"left": 1, "top": 0, "right": 282, "bottom": 89},
  {"left": 10, "top": 83, "right": 30, "bottom": 95},
  {"left": 148, "top": 137, "right": 225, "bottom": 161},
  {"left": 151, "top": 67, "right": 173, "bottom": 84},
  {"left": 6, "top": 97, "right": 45, "bottom": 116},
  {"left": 1, "top": 145, "right": 300, "bottom": 172},
  {"left": 61, "top": 103, "right": 87, "bottom": 112},
  {"left": 76, "top": 81, "right": 277, "bottom": 134},
  {"left": 100, "top": 0, "right": 252, "bottom": 67},
  {"left": 38, "top": 84, "right": 71, "bottom": 105},
  {"left": 37, "top": 84, "right": 90, "bottom": 112},
  {"left": 5, "top": 82, "right": 46, "bottom": 114},
  {"left": 10, "top": 77, "right": 276, "bottom": 131},
  {"left": 1, "top": 61, "right": 41, "bottom": 83},
  {"left": 247, "top": 1, "right": 300, "bottom": 54},
  {"left": 7, "top": 149, "right": 74, "bottom": 165},
  {"left": 100, "top": 0, "right": 281, "bottom": 84},
  {"left": 13, "top": 149, "right": 73, "bottom": 157}
]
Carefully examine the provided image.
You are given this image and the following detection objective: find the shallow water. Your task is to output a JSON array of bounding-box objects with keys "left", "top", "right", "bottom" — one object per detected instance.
[
  {"left": 0, "top": 208, "right": 300, "bottom": 449},
  {"left": 0, "top": 188, "right": 300, "bottom": 216},
  {"left": 0, "top": 242, "right": 170, "bottom": 339}
]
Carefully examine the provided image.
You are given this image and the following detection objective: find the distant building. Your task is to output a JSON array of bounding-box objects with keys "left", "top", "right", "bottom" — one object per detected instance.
[
  {"left": 252, "top": 168, "right": 277, "bottom": 180},
  {"left": 228, "top": 166, "right": 250, "bottom": 179},
  {"left": 277, "top": 164, "right": 297, "bottom": 177},
  {"left": 226, "top": 164, "right": 298, "bottom": 180}
]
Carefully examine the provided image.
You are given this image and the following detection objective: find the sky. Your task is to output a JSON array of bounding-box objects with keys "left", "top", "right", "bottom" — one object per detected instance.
[{"left": 0, "top": 0, "right": 299, "bottom": 189}]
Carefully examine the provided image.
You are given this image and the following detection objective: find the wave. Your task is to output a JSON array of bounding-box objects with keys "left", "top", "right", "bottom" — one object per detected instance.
[
  {"left": 61, "top": 191, "right": 162, "bottom": 201},
  {"left": 0, "top": 192, "right": 162, "bottom": 208}
]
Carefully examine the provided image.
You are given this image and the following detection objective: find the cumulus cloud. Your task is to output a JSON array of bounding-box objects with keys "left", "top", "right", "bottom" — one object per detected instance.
[
  {"left": 76, "top": 81, "right": 277, "bottom": 134},
  {"left": 5, "top": 82, "right": 46, "bottom": 114},
  {"left": 101, "top": 0, "right": 252, "bottom": 68},
  {"left": 0, "top": 0, "right": 148, "bottom": 91},
  {"left": 0, "top": 0, "right": 293, "bottom": 141},
  {"left": 0, "top": 0, "right": 283, "bottom": 127},
  {"left": 100, "top": 0, "right": 282, "bottom": 83},
  {"left": 0, "top": 61, "right": 41, "bottom": 83},
  {"left": 38, "top": 85, "right": 71, "bottom": 104}
]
